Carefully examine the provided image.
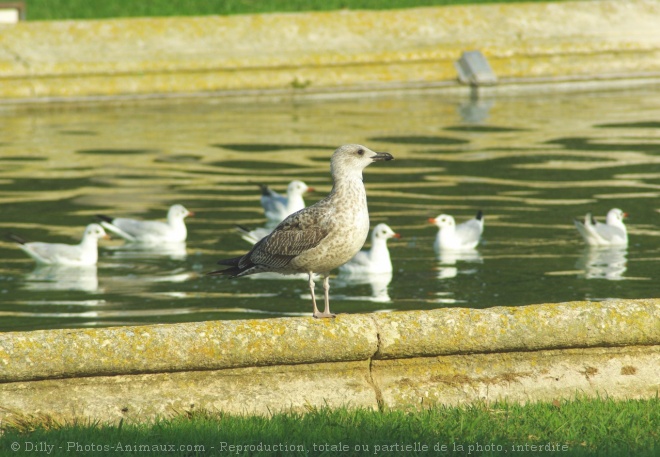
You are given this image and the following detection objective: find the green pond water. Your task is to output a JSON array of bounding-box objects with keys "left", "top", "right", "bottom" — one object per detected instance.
[{"left": 0, "top": 86, "right": 658, "bottom": 331}]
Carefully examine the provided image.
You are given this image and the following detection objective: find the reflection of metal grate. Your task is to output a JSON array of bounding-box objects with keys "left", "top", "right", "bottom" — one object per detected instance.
[
  {"left": 0, "top": 2, "right": 25, "bottom": 23},
  {"left": 455, "top": 50, "right": 498, "bottom": 86}
]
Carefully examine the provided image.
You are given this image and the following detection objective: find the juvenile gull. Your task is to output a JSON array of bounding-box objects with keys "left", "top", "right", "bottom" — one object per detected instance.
[
  {"left": 429, "top": 211, "right": 484, "bottom": 251},
  {"left": 259, "top": 180, "right": 314, "bottom": 223},
  {"left": 574, "top": 208, "right": 628, "bottom": 247},
  {"left": 96, "top": 204, "right": 193, "bottom": 243},
  {"left": 7, "top": 223, "right": 107, "bottom": 266},
  {"left": 339, "top": 223, "right": 400, "bottom": 275},
  {"left": 209, "top": 144, "right": 394, "bottom": 318}
]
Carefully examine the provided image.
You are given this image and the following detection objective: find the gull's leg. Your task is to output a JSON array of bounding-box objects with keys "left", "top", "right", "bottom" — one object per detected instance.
[
  {"left": 309, "top": 272, "right": 322, "bottom": 317},
  {"left": 313, "top": 273, "right": 335, "bottom": 318}
]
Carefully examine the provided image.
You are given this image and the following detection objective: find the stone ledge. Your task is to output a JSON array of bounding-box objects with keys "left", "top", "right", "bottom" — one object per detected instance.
[
  {"left": 374, "top": 345, "right": 660, "bottom": 410},
  {"left": 373, "top": 299, "right": 660, "bottom": 359},
  {"left": 2, "top": 299, "right": 658, "bottom": 383},
  {"left": 1, "top": 299, "right": 659, "bottom": 422},
  {"left": 0, "top": 314, "right": 379, "bottom": 383}
]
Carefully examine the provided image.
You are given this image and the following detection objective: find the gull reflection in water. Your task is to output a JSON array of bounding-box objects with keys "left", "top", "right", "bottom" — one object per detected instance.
[
  {"left": 576, "top": 247, "right": 627, "bottom": 280},
  {"left": 100, "top": 267, "right": 196, "bottom": 296},
  {"left": 334, "top": 271, "right": 393, "bottom": 303},
  {"left": 435, "top": 249, "right": 483, "bottom": 279},
  {"left": 106, "top": 241, "right": 188, "bottom": 260},
  {"left": 23, "top": 265, "right": 99, "bottom": 292}
]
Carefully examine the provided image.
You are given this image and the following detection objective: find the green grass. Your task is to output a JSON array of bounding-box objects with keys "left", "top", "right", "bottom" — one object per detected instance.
[
  {"left": 1, "top": 396, "right": 658, "bottom": 456},
  {"left": 25, "top": 0, "right": 572, "bottom": 21}
]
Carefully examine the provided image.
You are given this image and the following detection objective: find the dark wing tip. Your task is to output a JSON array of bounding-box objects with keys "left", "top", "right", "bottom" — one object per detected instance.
[
  {"left": 206, "top": 267, "right": 240, "bottom": 277},
  {"left": 257, "top": 184, "right": 272, "bottom": 196},
  {"left": 209, "top": 254, "right": 255, "bottom": 278},
  {"left": 95, "top": 214, "right": 114, "bottom": 223},
  {"left": 235, "top": 224, "right": 253, "bottom": 235},
  {"left": 216, "top": 255, "right": 244, "bottom": 267},
  {"left": 475, "top": 210, "right": 484, "bottom": 220},
  {"left": 6, "top": 232, "right": 27, "bottom": 244}
]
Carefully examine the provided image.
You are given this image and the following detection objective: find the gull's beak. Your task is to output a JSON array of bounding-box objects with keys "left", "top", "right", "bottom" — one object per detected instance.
[
  {"left": 428, "top": 218, "right": 436, "bottom": 224},
  {"left": 393, "top": 233, "right": 402, "bottom": 239},
  {"left": 306, "top": 187, "right": 315, "bottom": 193},
  {"left": 188, "top": 211, "right": 195, "bottom": 217},
  {"left": 372, "top": 152, "right": 394, "bottom": 162}
]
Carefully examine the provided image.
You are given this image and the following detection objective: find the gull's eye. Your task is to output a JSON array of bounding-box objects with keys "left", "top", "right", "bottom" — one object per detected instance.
[{"left": 357, "top": 149, "right": 364, "bottom": 156}]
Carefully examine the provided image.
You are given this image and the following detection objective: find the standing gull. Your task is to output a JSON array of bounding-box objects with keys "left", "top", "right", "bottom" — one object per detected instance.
[
  {"left": 7, "top": 223, "right": 107, "bottom": 266},
  {"left": 429, "top": 211, "right": 484, "bottom": 251},
  {"left": 209, "top": 144, "right": 394, "bottom": 318},
  {"left": 574, "top": 208, "right": 628, "bottom": 247},
  {"left": 259, "top": 180, "right": 314, "bottom": 223},
  {"left": 96, "top": 204, "right": 193, "bottom": 243}
]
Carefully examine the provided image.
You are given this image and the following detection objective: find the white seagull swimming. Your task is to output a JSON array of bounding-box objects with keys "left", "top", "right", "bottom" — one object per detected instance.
[
  {"left": 210, "top": 144, "right": 394, "bottom": 318},
  {"left": 429, "top": 211, "right": 484, "bottom": 251},
  {"left": 235, "top": 225, "right": 271, "bottom": 245},
  {"left": 574, "top": 208, "right": 628, "bottom": 247},
  {"left": 96, "top": 204, "right": 193, "bottom": 243},
  {"left": 339, "top": 223, "right": 400, "bottom": 275},
  {"left": 258, "top": 180, "right": 314, "bottom": 223},
  {"left": 8, "top": 223, "right": 108, "bottom": 266}
]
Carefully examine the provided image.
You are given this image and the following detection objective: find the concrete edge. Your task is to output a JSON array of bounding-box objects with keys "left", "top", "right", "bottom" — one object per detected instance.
[
  {"left": 1, "top": 299, "right": 659, "bottom": 421},
  {"left": 373, "top": 299, "right": 660, "bottom": 359},
  {"left": 4, "top": 74, "right": 660, "bottom": 108},
  {"left": 2, "top": 0, "right": 660, "bottom": 101},
  {"left": 1, "top": 299, "right": 658, "bottom": 383}
]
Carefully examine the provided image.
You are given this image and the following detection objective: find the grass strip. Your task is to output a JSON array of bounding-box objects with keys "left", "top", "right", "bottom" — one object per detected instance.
[
  {"left": 1, "top": 396, "right": 658, "bottom": 456},
  {"left": 25, "top": 0, "right": 574, "bottom": 21}
]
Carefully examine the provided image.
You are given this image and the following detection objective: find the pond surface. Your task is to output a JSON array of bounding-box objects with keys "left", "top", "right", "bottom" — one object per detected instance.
[{"left": 1, "top": 86, "right": 659, "bottom": 332}]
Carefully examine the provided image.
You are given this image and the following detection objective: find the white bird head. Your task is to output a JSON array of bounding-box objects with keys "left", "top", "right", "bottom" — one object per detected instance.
[
  {"left": 330, "top": 144, "right": 393, "bottom": 180},
  {"left": 372, "top": 223, "right": 401, "bottom": 242},
  {"left": 83, "top": 223, "right": 108, "bottom": 240},
  {"left": 606, "top": 208, "right": 627, "bottom": 226},
  {"left": 168, "top": 204, "right": 194, "bottom": 221},
  {"left": 428, "top": 214, "right": 456, "bottom": 230},
  {"left": 287, "top": 180, "right": 314, "bottom": 196}
]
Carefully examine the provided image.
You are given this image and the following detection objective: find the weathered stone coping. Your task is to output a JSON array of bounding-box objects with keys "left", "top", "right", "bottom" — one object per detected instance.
[
  {"left": 1, "top": 299, "right": 658, "bottom": 421},
  {"left": 2, "top": 299, "right": 658, "bottom": 384},
  {"left": 1, "top": 0, "right": 660, "bottom": 101}
]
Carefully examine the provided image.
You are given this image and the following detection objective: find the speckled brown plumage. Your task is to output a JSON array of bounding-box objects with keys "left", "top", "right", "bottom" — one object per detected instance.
[{"left": 209, "top": 144, "right": 394, "bottom": 318}]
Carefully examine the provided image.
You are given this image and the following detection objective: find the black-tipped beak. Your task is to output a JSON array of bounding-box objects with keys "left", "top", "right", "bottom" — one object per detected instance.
[{"left": 372, "top": 152, "right": 394, "bottom": 162}]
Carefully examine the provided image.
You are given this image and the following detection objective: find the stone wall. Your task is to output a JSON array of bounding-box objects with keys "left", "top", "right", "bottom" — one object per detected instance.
[
  {"left": 1, "top": 299, "right": 658, "bottom": 423},
  {"left": 1, "top": 0, "right": 660, "bottom": 101}
]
